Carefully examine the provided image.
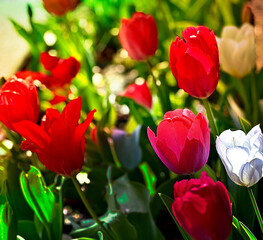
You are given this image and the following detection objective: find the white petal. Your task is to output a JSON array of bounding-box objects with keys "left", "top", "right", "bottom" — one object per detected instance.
[
  {"left": 239, "top": 158, "right": 263, "bottom": 187},
  {"left": 217, "top": 129, "right": 247, "bottom": 148},
  {"left": 226, "top": 147, "right": 250, "bottom": 176},
  {"left": 217, "top": 39, "right": 237, "bottom": 76},
  {"left": 247, "top": 125, "right": 262, "bottom": 141},
  {"left": 221, "top": 25, "right": 239, "bottom": 39}
]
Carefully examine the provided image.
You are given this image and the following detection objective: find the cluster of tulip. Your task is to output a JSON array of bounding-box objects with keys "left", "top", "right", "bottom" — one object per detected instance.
[{"left": 0, "top": 0, "right": 262, "bottom": 239}]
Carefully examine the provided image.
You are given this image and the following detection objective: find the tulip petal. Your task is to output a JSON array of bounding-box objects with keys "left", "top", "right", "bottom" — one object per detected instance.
[
  {"left": 226, "top": 147, "right": 250, "bottom": 176},
  {"left": 61, "top": 97, "right": 81, "bottom": 127},
  {"left": 179, "top": 138, "right": 208, "bottom": 174},
  {"left": 147, "top": 127, "right": 179, "bottom": 174},
  {"left": 239, "top": 158, "right": 263, "bottom": 187},
  {"left": 40, "top": 52, "right": 60, "bottom": 70},
  {"left": 217, "top": 129, "right": 247, "bottom": 148},
  {"left": 247, "top": 125, "right": 263, "bottom": 149},
  {"left": 73, "top": 109, "right": 96, "bottom": 156},
  {"left": 157, "top": 117, "right": 191, "bottom": 159},
  {"left": 13, "top": 120, "right": 50, "bottom": 149}
]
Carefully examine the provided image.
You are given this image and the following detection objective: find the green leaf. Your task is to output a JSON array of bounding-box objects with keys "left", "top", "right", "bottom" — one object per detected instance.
[
  {"left": 20, "top": 166, "right": 55, "bottom": 224},
  {"left": 71, "top": 211, "right": 137, "bottom": 240},
  {"left": 0, "top": 195, "right": 8, "bottom": 240},
  {"left": 139, "top": 162, "right": 156, "bottom": 196},
  {"left": 158, "top": 193, "right": 192, "bottom": 240},
  {"left": 238, "top": 116, "right": 252, "bottom": 134},
  {"left": 112, "top": 175, "right": 165, "bottom": 240},
  {"left": 72, "top": 238, "right": 97, "bottom": 240},
  {"left": 9, "top": 19, "right": 38, "bottom": 58},
  {"left": 232, "top": 216, "right": 257, "bottom": 240},
  {"left": 17, "top": 220, "right": 41, "bottom": 240}
]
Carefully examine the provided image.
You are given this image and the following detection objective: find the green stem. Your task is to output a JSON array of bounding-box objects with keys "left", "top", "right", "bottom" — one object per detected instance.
[
  {"left": 108, "top": 138, "right": 121, "bottom": 168},
  {"left": 157, "top": 0, "right": 174, "bottom": 39},
  {"left": 251, "top": 73, "right": 259, "bottom": 125},
  {"left": 232, "top": 77, "right": 250, "bottom": 117},
  {"left": 71, "top": 177, "right": 113, "bottom": 239},
  {"left": 247, "top": 187, "right": 263, "bottom": 233},
  {"left": 202, "top": 99, "right": 219, "bottom": 140},
  {"left": 145, "top": 60, "right": 169, "bottom": 114}
]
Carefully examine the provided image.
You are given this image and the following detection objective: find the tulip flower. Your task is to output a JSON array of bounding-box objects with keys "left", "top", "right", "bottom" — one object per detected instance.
[
  {"left": 17, "top": 53, "right": 80, "bottom": 90},
  {"left": 172, "top": 172, "right": 232, "bottom": 240},
  {"left": 120, "top": 81, "right": 152, "bottom": 109},
  {"left": 119, "top": 12, "right": 158, "bottom": 61},
  {"left": 170, "top": 26, "right": 220, "bottom": 98},
  {"left": 147, "top": 109, "right": 210, "bottom": 175},
  {"left": 42, "top": 0, "right": 80, "bottom": 16},
  {"left": 216, "top": 125, "right": 263, "bottom": 187},
  {"left": 13, "top": 97, "right": 95, "bottom": 177},
  {"left": 0, "top": 76, "right": 39, "bottom": 131},
  {"left": 216, "top": 23, "right": 256, "bottom": 79},
  {"left": 40, "top": 52, "right": 80, "bottom": 89}
]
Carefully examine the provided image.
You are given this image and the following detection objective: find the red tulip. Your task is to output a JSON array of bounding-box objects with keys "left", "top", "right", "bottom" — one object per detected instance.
[
  {"left": 17, "top": 53, "right": 80, "bottom": 90},
  {"left": 120, "top": 81, "right": 152, "bottom": 109},
  {"left": 13, "top": 97, "right": 95, "bottom": 177},
  {"left": 42, "top": 0, "right": 80, "bottom": 16},
  {"left": 172, "top": 172, "right": 232, "bottom": 240},
  {"left": 119, "top": 12, "right": 158, "bottom": 61},
  {"left": 147, "top": 109, "right": 210, "bottom": 175},
  {"left": 40, "top": 52, "right": 80, "bottom": 89},
  {"left": 170, "top": 26, "right": 219, "bottom": 98},
  {"left": 0, "top": 76, "right": 39, "bottom": 131}
]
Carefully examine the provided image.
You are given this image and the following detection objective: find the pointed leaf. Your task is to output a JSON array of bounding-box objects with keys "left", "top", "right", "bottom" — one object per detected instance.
[
  {"left": 232, "top": 216, "right": 257, "bottom": 240},
  {"left": 238, "top": 116, "right": 252, "bottom": 134},
  {"left": 158, "top": 193, "right": 192, "bottom": 240}
]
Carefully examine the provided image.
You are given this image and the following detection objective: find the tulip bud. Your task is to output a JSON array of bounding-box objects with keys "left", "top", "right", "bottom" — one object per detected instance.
[
  {"left": 120, "top": 81, "right": 152, "bottom": 109},
  {"left": 241, "top": 3, "right": 254, "bottom": 24},
  {"left": 119, "top": 12, "right": 158, "bottom": 61},
  {"left": 170, "top": 26, "right": 220, "bottom": 98},
  {"left": 172, "top": 172, "right": 232, "bottom": 240},
  {"left": 0, "top": 76, "right": 39, "bottom": 131},
  {"left": 216, "top": 23, "right": 256, "bottom": 79},
  {"left": 216, "top": 125, "right": 263, "bottom": 187},
  {"left": 147, "top": 109, "right": 210, "bottom": 175},
  {"left": 14, "top": 97, "right": 95, "bottom": 177},
  {"left": 42, "top": 0, "right": 80, "bottom": 16}
]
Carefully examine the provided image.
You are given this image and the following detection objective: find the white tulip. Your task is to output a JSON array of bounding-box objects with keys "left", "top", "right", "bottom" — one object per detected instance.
[
  {"left": 216, "top": 125, "right": 263, "bottom": 187},
  {"left": 216, "top": 23, "right": 256, "bottom": 78}
]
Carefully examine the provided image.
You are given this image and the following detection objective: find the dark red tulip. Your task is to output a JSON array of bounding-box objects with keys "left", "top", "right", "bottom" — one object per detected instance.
[
  {"left": 172, "top": 172, "right": 232, "bottom": 240},
  {"left": 147, "top": 109, "right": 210, "bottom": 175},
  {"left": 119, "top": 12, "right": 158, "bottom": 61},
  {"left": 170, "top": 26, "right": 219, "bottom": 98},
  {"left": 42, "top": 0, "right": 80, "bottom": 16},
  {"left": 0, "top": 76, "right": 39, "bottom": 131},
  {"left": 13, "top": 97, "right": 95, "bottom": 177},
  {"left": 120, "top": 81, "right": 152, "bottom": 109}
]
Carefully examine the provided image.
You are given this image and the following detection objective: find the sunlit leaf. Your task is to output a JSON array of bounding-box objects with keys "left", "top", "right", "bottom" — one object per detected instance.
[
  {"left": 232, "top": 216, "right": 257, "bottom": 240},
  {"left": 20, "top": 166, "right": 55, "bottom": 224},
  {"left": 139, "top": 162, "right": 156, "bottom": 196},
  {"left": 238, "top": 116, "right": 252, "bottom": 134}
]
